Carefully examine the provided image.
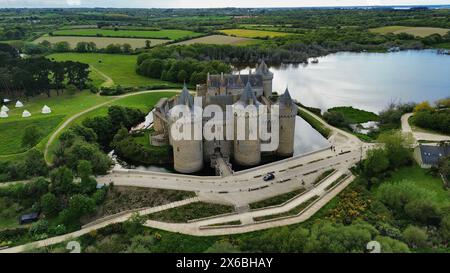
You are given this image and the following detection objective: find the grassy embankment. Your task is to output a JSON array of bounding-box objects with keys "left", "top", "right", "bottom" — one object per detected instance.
[
  {"left": 297, "top": 108, "right": 331, "bottom": 138},
  {"left": 147, "top": 202, "right": 235, "bottom": 223}
]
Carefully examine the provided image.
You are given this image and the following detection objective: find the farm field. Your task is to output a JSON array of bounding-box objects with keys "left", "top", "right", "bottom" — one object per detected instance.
[
  {"left": 48, "top": 53, "right": 179, "bottom": 88},
  {"left": 219, "top": 28, "right": 294, "bottom": 38},
  {"left": 171, "top": 35, "right": 260, "bottom": 46},
  {"left": 52, "top": 28, "right": 203, "bottom": 40},
  {"left": 33, "top": 35, "right": 169, "bottom": 49},
  {"left": 370, "top": 26, "right": 450, "bottom": 37}
]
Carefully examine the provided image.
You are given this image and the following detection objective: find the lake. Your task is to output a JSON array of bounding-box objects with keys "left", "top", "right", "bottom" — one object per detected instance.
[{"left": 241, "top": 50, "right": 450, "bottom": 113}]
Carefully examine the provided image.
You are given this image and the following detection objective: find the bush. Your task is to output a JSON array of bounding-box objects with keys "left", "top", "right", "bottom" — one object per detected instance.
[{"left": 402, "top": 226, "right": 428, "bottom": 248}]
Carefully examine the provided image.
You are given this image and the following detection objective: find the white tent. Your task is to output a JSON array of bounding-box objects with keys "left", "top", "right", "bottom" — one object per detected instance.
[
  {"left": 3, "top": 99, "right": 10, "bottom": 103},
  {"left": 0, "top": 111, "right": 8, "bottom": 118},
  {"left": 1, "top": 105, "right": 9, "bottom": 112},
  {"left": 15, "top": 101, "right": 24, "bottom": 108},
  {"left": 22, "top": 110, "right": 31, "bottom": 118},
  {"left": 41, "top": 105, "right": 51, "bottom": 114}
]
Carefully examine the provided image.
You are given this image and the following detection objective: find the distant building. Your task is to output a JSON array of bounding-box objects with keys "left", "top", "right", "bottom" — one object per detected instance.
[{"left": 414, "top": 143, "right": 450, "bottom": 168}]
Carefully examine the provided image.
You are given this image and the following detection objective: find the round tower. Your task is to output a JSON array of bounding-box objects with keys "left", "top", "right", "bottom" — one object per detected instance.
[
  {"left": 169, "top": 84, "right": 203, "bottom": 173},
  {"left": 256, "top": 59, "right": 273, "bottom": 98},
  {"left": 277, "top": 87, "right": 296, "bottom": 157},
  {"left": 233, "top": 82, "right": 261, "bottom": 166}
]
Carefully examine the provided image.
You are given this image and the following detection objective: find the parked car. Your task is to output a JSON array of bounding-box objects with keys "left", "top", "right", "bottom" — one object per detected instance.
[{"left": 263, "top": 173, "right": 275, "bottom": 181}]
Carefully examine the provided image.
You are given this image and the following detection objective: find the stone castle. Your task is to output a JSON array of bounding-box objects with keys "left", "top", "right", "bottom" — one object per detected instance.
[{"left": 152, "top": 60, "right": 296, "bottom": 174}]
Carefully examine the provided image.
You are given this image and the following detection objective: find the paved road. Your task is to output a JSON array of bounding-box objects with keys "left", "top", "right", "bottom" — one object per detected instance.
[
  {"left": 143, "top": 172, "right": 354, "bottom": 236},
  {"left": 3, "top": 101, "right": 371, "bottom": 252},
  {"left": 401, "top": 113, "right": 450, "bottom": 142}
]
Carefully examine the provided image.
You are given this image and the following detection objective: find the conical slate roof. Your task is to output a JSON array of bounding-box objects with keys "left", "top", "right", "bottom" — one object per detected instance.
[
  {"left": 256, "top": 59, "right": 272, "bottom": 75},
  {"left": 177, "top": 83, "right": 194, "bottom": 109},
  {"left": 279, "top": 87, "right": 293, "bottom": 105}
]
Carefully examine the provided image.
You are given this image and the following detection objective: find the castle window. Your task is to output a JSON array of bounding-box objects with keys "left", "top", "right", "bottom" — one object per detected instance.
[{"left": 177, "top": 147, "right": 180, "bottom": 152}]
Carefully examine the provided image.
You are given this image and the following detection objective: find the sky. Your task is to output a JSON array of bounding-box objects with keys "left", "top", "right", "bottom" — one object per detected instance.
[{"left": 0, "top": 0, "right": 450, "bottom": 8}]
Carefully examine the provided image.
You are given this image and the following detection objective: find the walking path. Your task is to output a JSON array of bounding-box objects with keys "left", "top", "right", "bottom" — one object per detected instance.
[
  {"left": 2, "top": 99, "right": 369, "bottom": 252},
  {"left": 43, "top": 89, "right": 180, "bottom": 164},
  {"left": 401, "top": 113, "right": 450, "bottom": 142},
  {"left": 0, "top": 197, "right": 199, "bottom": 253}
]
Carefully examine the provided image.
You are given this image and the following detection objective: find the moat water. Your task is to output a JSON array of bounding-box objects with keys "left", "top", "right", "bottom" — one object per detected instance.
[
  {"left": 240, "top": 50, "right": 450, "bottom": 113},
  {"left": 116, "top": 117, "right": 330, "bottom": 174}
]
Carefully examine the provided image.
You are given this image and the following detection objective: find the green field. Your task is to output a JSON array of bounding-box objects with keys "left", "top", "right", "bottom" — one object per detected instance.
[
  {"left": 171, "top": 35, "right": 260, "bottom": 46},
  {"left": 48, "top": 53, "right": 178, "bottom": 88},
  {"left": 46, "top": 91, "right": 178, "bottom": 162},
  {"left": 0, "top": 115, "right": 64, "bottom": 155},
  {"left": 52, "top": 29, "right": 203, "bottom": 40},
  {"left": 0, "top": 91, "right": 113, "bottom": 159},
  {"left": 219, "top": 28, "right": 293, "bottom": 38},
  {"left": 370, "top": 26, "right": 450, "bottom": 37},
  {"left": 34, "top": 35, "right": 169, "bottom": 49}
]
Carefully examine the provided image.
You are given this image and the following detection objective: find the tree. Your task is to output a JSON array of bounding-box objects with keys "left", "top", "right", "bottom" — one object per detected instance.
[
  {"left": 122, "top": 43, "right": 132, "bottom": 53},
  {"left": 404, "top": 199, "right": 441, "bottom": 226},
  {"left": 66, "top": 84, "right": 79, "bottom": 95},
  {"left": 24, "top": 149, "right": 48, "bottom": 177},
  {"left": 50, "top": 167, "right": 75, "bottom": 195},
  {"left": 53, "top": 41, "right": 70, "bottom": 52},
  {"left": 414, "top": 101, "right": 433, "bottom": 112},
  {"left": 145, "top": 40, "right": 151, "bottom": 49},
  {"left": 77, "top": 160, "right": 93, "bottom": 179},
  {"left": 22, "top": 125, "right": 42, "bottom": 148},
  {"left": 59, "top": 194, "right": 95, "bottom": 225},
  {"left": 402, "top": 226, "right": 428, "bottom": 248},
  {"left": 441, "top": 215, "right": 450, "bottom": 241},
  {"left": 378, "top": 131, "right": 412, "bottom": 169},
  {"left": 205, "top": 241, "right": 241, "bottom": 253},
  {"left": 40, "top": 192, "right": 60, "bottom": 217},
  {"left": 323, "top": 111, "right": 348, "bottom": 128},
  {"left": 375, "top": 236, "right": 410, "bottom": 253},
  {"left": 363, "top": 148, "right": 389, "bottom": 180}
]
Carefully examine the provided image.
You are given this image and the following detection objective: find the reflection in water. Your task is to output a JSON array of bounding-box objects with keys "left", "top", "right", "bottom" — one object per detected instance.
[
  {"left": 293, "top": 116, "right": 330, "bottom": 156},
  {"left": 240, "top": 50, "right": 450, "bottom": 113}
]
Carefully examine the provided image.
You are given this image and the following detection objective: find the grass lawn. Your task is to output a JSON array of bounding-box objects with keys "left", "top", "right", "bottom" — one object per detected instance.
[
  {"left": 52, "top": 29, "right": 203, "bottom": 40},
  {"left": 48, "top": 53, "right": 179, "bottom": 88},
  {"left": 373, "top": 166, "right": 450, "bottom": 205},
  {"left": 0, "top": 91, "right": 112, "bottom": 158},
  {"left": 46, "top": 91, "right": 178, "bottom": 162},
  {"left": 147, "top": 202, "right": 235, "bottom": 223},
  {"left": 328, "top": 106, "right": 379, "bottom": 124},
  {"left": 370, "top": 26, "right": 450, "bottom": 37},
  {"left": 0, "top": 115, "right": 64, "bottom": 155},
  {"left": 219, "top": 29, "right": 293, "bottom": 38},
  {"left": 171, "top": 35, "right": 261, "bottom": 46},
  {"left": 34, "top": 35, "right": 169, "bottom": 49}
]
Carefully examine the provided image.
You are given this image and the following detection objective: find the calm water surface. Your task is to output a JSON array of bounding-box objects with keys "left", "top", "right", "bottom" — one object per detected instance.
[{"left": 241, "top": 50, "right": 450, "bottom": 113}]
